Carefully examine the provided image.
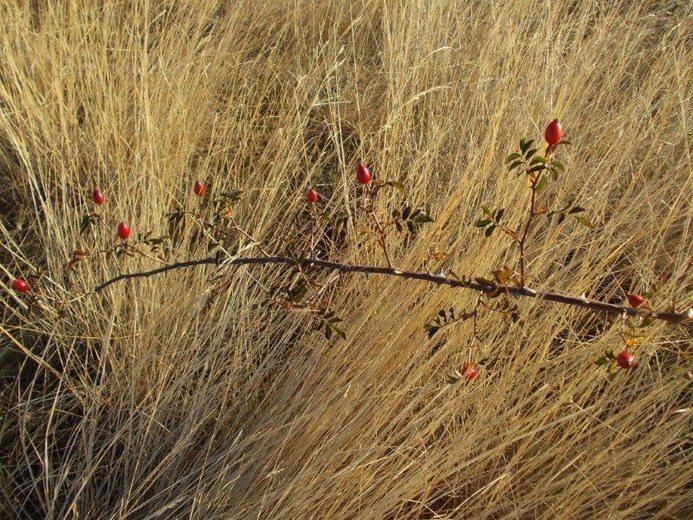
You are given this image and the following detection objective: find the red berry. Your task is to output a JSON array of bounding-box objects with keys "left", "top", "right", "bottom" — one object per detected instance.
[
  {"left": 356, "top": 163, "right": 372, "bottom": 185},
  {"left": 307, "top": 189, "right": 318, "bottom": 204},
  {"left": 92, "top": 188, "right": 105, "bottom": 205},
  {"left": 461, "top": 363, "right": 478, "bottom": 380},
  {"left": 117, "top": 222, "right": 130, "bottom": 240},
  {"left": 616, "top": 350, "right": 637, "bottom": 369},
  {"left": 544, "top": 119, "right": 563, "bottom": 146},
  {"left": 193, "top": 181, "right": 205, "bottom": 197},
  {"left": 13, "top": 278, "right": 29, "bottom": 294},
  {"left": 627, "top": 293, "right": 645, "bottom": 309}
]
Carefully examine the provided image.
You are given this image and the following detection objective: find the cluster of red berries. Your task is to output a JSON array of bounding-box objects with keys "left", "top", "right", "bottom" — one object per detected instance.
[
  {"left": 91, "top": 181, "right": 206, "bottom": 244},
  {"left": 9, "top": 131, "right": 647, "bottom": 379},
  {"left": 304, "top": 163, "right": 371, "bottom": 204}
]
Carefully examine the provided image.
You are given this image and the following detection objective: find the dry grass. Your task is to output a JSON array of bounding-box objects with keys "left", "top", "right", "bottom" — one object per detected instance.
[{"left": 1, "top": 1, "right": 692, "bottom": 518}]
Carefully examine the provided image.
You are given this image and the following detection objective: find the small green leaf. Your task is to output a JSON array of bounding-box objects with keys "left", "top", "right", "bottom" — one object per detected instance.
[
  {"left": 505, "top": 152, "right": 522, "bottom": 163},
  {"left": 387, "top": 181, "right": 406, "bottom": 195},
  {"left": 528, "top": 164, "right": 547, "bottom": 174},
  {"left": 481, "top": 204, "right": 492, "bottom": 216},
  {"left": 524, "top": 148, "right": 538, "bottom": 160},
  {"left": 494, "top": 208, "right": 505, "bottom": 222},
  {"left": 508, "top": 160, "right": 524, "bottom": 171},
  {"left": 568, "top": 206, "right": 585, "bottom": 214},
  {"left": 424, "top": 324, "right": 440, "bottom": 338},
  {"left": 485, "top": 225, "right": 496, "bottom": 237},
  {"left": 476, "top": 219, "right": 491, "bottom": 227},
  {"left": 535, "top": 175, "right": 548, "bottom": 193},
  {"left": 551, "top": 159, "right": 565, "bottom": 171},
  {"left": 402, "top": 206, "right": 411, "bottom": 220},
  {"left": 529, "top": 155, "right": 548, "bottom": 165},
  {"left": 575, "top": 216, "right": 594, "bottom": 229},
  {"left": 520, "top": 139, "right": 534, "bottom": 155},
  {"left": 331, "top": 324, "right": 346, "bottom": 340}
]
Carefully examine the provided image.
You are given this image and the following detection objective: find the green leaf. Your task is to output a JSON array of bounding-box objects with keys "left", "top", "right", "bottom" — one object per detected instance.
[
  {"left": 414, "top": 214, "right": 434, "bottom": 224},
  {"left": 494, "top": 208, "right": 505, "bottom": 222},
  {"left": 386, "top": 181, "right": 406, "bottom": 195},
  {"left": 535, "top": 175, "right": 548, "bottom": 193},
  {"left": 508, "top": 160, "right": 524, "bottom": 171},
  {"left": 529, "top": 155, "right": 548, "bottom": 165},
  {"left": 575, "top": 216, "right": 594, "bottom": 229},
  {"left": 568, "top": 206, "right": 585, "bottom": 214},
  {"left": 528, "top": 164, "right": 547, "bottom": 173},
  {"left": 551, "top": 159, "right": 565, "bottom": 171},
  {"left": 424, "top": 323, "right": 440, "bottom": 338},
  {"left": 520, "top": 139, "right": 534, "bottom": 155},
  {"left": 79, "top": 215, "right": 92, "bottom": 235},
  {"left": 594, "top": 356, "right": 610, "bottom": 366},
  {"left": 402, "top": 206, "right": 411, "bottom": 220},
  {"left": 524, "top": 148, "right": 538, "bottom": 160},
  {"left": 481, "top": 204, "right": 492, "bottom": 216},
  {"left": 485, "top": 225, "right": 496, "bottom": 238},
  {"left": 331, "top": 324, "right": 346, "bottom": 340},
  {"left": 505, "top": 152, "right": 522, "bottom": 163}
]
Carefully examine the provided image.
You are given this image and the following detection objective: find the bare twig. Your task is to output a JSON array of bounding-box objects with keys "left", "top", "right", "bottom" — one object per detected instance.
[
  {"left": 518, "top": 175, "right": 539, "bottom": 287},
  {"left": 92, "top": 255, "right": 693, "bottom": 325}
]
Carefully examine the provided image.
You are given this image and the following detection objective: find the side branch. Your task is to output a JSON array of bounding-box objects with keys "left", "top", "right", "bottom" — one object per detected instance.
[{"left": 93, "top": 256, "right": 693, "bottom": 326}]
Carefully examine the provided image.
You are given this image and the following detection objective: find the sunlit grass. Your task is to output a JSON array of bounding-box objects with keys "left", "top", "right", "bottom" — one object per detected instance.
[{"left": 1, "top": 1, "right": 691, "bottom": 518}]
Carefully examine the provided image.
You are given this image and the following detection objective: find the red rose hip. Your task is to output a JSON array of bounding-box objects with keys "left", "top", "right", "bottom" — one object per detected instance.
[
  {"left": 193, "top": 181, "right": 205, "bottom": 197},
  {"left": 117, "top": 222, "right": 131, "bottom": 240},
  {"left": 13, "top": 278, "right": 29, "bottom": 294},
  {"left": 92, "top": 188, "right": 105, "bottom": 205},
  {"left": 627, "top": 293, "right": 645, "bottom": 309},
  {"left": 356, "top": 163, "right": 371, "bottom": 185},
  {"left": 307, "top": 189, "right": 318, "bottom": 204},
  {"left": 544, "top": 119, "right": 563, "bottom": 146},
  {"left": 616, "top": 350, "right": 636, "bottom": 369},
  {"left": 461, "top": 362, "right": 478, "bottom": 380}
]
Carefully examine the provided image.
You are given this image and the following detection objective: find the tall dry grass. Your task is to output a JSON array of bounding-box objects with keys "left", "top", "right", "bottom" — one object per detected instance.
[{"left": 1, "top": 0, "right": 691, "bottom": 518}]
